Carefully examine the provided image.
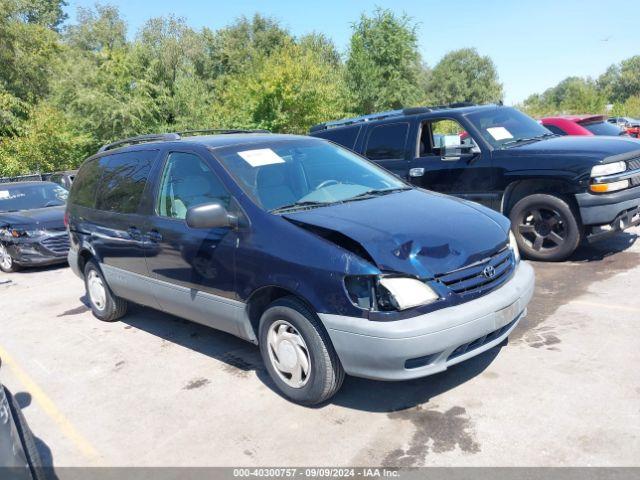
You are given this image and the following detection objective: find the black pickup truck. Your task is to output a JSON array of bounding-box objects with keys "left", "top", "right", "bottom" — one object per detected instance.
[{"left": 310, "top": 104, "right": 640, "bottom": 261}]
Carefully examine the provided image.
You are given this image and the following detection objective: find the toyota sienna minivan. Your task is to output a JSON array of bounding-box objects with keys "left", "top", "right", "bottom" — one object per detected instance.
[{"left": 66, "top": 131, "right": 535, "bottom": 404}]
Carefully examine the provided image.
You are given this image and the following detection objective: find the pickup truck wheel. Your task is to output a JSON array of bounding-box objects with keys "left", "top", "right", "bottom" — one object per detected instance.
[
  {"left": 0, "top": 243, "right": 19, "bottom": 273},
  {"left": 84, "top": 260, "right": 128, "bottom": 322},
  {"left": 509, "top": 193, "right": 581, "bottom": 262},
  {"left": 259, "top": 297, "right": 344, "bottom": 405}
]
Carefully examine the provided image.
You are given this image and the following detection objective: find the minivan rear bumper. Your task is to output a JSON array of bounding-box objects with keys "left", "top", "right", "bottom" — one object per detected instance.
[{"left": 318, "top": 261, "right": 535, "bottom": 381}]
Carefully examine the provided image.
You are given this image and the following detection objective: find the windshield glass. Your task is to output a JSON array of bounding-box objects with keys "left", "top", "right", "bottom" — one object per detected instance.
[
  {"left": 213, "top": 139, "right": 408, "bottom": 212},
  {"left": 466, "top": 107, "right": 553, "bottom": 149},
  {"left": 0, "top": 183, "right": 68, "bottom": 212},
  {"left": 582, "top": 121, "right": 624, "bottom": 136}
]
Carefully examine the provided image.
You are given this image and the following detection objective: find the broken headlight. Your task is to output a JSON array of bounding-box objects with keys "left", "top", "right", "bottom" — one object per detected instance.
[{"left": 344, "top": 275, "right": 439, "bottom": 311}]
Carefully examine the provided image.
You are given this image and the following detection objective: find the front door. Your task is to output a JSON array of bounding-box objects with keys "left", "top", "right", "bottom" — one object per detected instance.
[
  {"left": 143, "top": 150, "right": 242, "bottom": 336},
  {"left": 409, "top": 118, "right": 497, "bottom": 208}
]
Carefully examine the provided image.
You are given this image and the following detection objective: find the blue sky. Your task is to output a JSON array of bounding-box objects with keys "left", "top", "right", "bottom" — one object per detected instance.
[{"left": 64, "top": 0, "right": 639, "bottom": 104}]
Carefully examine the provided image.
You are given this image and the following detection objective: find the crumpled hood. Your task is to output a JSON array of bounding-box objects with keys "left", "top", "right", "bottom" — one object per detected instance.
[
  {"left": 0, "top": 206, "right": 65, "bottom": 229},
  {"left": 284, "top": 189, "right": 510, "bottom": 278},
  {"left": 497, "top": 135, "right": 640, "bottom": 162}
]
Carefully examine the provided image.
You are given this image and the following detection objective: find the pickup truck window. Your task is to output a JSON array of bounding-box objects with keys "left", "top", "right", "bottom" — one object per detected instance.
[
  {"left": 466, "top": 106, "right": 552, "bottom": 149},
  {"left": 365, "top": 123, "right": 409, "bottom": 160}
]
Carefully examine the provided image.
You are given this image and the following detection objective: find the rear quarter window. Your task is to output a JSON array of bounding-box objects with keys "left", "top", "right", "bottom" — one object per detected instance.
[{"left": 68, "top": 158, "right": 101, "bottom": 208}]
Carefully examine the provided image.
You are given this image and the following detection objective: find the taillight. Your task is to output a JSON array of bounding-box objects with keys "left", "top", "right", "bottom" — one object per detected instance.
[{"left": 64, "top": 211, "right": 69, "bottom": 228}]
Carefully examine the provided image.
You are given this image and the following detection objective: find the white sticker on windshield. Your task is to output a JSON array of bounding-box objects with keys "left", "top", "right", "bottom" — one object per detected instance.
[
  {"left": 486, "top": 127, "right": 513, "bottom": 140},
  {"left": 238, "top": 148, "right": 286, "bottom": 167},
  {"left": 0, "top": 191, "right": 8, "bottom": 199}
]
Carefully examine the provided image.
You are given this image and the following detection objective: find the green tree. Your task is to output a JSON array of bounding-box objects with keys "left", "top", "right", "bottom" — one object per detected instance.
[
  {"left": 212, "top": 40, "right": 350, "bottom": 133},
  {"left": 0, "top": 102, "right": 91, "bottom": 176},
  {"left": 522, "top": 76, "right": 606, "bottom": 116},
  {"left": 425, "top": 48, "right": 503, "bottom": 105},
  {"left": 64, "top": 3, "right": 127, "bottom": 52},
  {"left": 345, "top": 8, "right": 423, "bottom": 113},
  {"left": 598, "top": 56, "right": 640, "bottom": 103}
]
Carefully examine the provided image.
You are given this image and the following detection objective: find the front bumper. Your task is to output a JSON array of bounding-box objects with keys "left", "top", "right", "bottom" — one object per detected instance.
[
  {"left": 318, "top": 261, "right": 535, "bottom": 381},
  {"left": 4, "top": 232, "right": 69, "bottom": 267},
  {"left": 575, "top": 184, "right": 640, "bottom": 226}
]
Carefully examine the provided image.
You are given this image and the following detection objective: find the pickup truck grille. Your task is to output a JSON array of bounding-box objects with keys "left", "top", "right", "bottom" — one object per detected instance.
[
  {"left": 627, "top": 157, "right": 640, "bottom": 171},
  {"left": 435, "top": 248, "right": 515, "bottom": 296},
  {"left": 40, "top": 233, "right": 70, "bottom": 255}
]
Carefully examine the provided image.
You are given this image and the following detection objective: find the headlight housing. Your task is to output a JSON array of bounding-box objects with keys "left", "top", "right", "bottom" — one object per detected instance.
[
  {"left": 591, "top": 161, "right": 626, "bottom": 177},
  {"left": 509, "top": 231, "right": 520, "bottom": 263},
  {"left": 345, "top": 275, "right": 439, "bottom": 312}
]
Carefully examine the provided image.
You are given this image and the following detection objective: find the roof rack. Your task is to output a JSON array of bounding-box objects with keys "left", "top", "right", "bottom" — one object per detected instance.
[
  {"left": 98, "top": 129, "right": 271, "bottom": 153},
  {"left": 310, "top": 103, "right": 482, "bottom": 132}
]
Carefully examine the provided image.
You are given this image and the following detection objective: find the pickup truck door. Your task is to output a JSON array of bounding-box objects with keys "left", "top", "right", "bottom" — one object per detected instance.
[
  {"left": 408, "top": 118, "right": 498, "bottom": 209},
  {"left": 361, "top": 122, "right": 411, "bottom": 179}
]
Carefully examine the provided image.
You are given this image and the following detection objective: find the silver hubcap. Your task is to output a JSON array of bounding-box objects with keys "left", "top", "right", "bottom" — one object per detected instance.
[
  {"left": 0, "top": 244, "right": 12, "bottom": 271},
  {"left": 87, "top": 270, "right": 106, "bottom": 311},
  {"left": 267, "top": 320, "right": 311, "bottom": 388}
]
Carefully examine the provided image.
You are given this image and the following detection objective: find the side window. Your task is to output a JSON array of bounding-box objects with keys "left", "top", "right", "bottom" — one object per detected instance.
[
  {"left": 419, "top": 119, "right": 474, "bottom": 156},
  {"left": 544, "top": 124, "right": 567, "bottom": 136},
  {"left": 318, "top": 126, "right": 362, "bottom": 149},
  {"left": 364, "top": 123, "right": 409, "bottom": 160},
  {"left": 157, "top": 152, "right": 230, "bottom": 220},
  {"left": 95, "top": 150, "right": 157, "bottom": 213},
  {"left": 69, "top": 158, "right": 102, "bottom": 208}
]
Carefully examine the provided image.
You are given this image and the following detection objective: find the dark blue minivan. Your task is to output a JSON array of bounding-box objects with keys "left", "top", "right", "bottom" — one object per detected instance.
[{"left": 66, "top": 131, "right": 535, "bottom": 404}]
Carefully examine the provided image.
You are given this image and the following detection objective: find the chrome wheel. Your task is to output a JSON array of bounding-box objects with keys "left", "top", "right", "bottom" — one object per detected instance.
[
  {"left": 266, "top": 320, "right": 311, "bottom": 388},
  {"left": 87, "top": 269, "right": 107, "bottom": 311},
  {"left": 0, "top": 244, "right": 12, "bottom": 271}
]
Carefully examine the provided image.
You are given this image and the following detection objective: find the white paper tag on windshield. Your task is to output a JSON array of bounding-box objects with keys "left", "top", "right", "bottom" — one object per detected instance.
[
  {"left": 486, "top": 127, "right": 513, "bottom": 140},
  {"left": 0, "top": 191, "right": 9, "bottom": 199},
  {"left": 238, "top": 148, "right": 285, "bottom": 167}
]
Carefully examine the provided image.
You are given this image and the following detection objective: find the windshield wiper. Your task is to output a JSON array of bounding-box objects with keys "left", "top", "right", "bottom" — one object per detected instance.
[
  {"left": 346, "top": 187, "right": 412, "bottom": 201},
  {"left": 269, "top": 200, "right": 333, "bottom": 214},
  {"left": 502, "top": 133, "right": 557, "bottom": 149}
]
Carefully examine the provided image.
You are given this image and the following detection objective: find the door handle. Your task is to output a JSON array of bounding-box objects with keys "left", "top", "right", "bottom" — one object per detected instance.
[
  {"left": 409, "top": 168, "right": 425, "bottom": 177},
  {"left": 127, "top": 226, "right": 142, "bottom": 240},
  {"left": 147, "top": 230, "right": 163, "bottom": 243}
]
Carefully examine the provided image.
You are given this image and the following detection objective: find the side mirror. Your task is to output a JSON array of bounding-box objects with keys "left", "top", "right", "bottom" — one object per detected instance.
[{"left": 186, "top": 203, "right": 232, "bottom": 229}]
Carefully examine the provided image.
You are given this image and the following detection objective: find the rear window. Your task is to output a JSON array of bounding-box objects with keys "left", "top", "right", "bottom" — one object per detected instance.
[
  {"left": 95, "top": 150, "right": 158, "bottom": 213},
  {"left": 581, "top": 121, "right": 623, "bottom": 136},
  {"left": 68, "top": 158, "right": 101, "bottom": 208},
  {"left": 364, "top": 123, "right": 409, "bottom": 160},
  {"left": 315, "top": 126, "right": 362, "bottom": 150}
]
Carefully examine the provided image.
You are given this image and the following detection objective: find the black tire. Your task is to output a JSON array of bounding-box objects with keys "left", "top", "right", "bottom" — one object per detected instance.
[
  {"left": 509, "top": 193, "right": 581, "bottom": 262},
  {"left": 5, "top": 387, "right": 48, "bottom": 480},
  {"left": 0, "top": 243, "right": 20, "bottom": 273},
  {"left": 84, "top": 260, "right": 128, "bottom": 322},
  {"left": 259, "top": 296, "right": 344, "bottom": 405}
]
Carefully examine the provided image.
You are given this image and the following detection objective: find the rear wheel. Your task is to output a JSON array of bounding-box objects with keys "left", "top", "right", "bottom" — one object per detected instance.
[
  {"left": 509, "top": 193, "right": 581, "bottom": 262},
  {"left": 259, "top": 297, "right": 344, "bottom": 405},
  {"left": 0, "top": 243, "right": 19, "bottom": 273},
  {"left": 84, "top": 260, "right": 128, "bottom": 322}
]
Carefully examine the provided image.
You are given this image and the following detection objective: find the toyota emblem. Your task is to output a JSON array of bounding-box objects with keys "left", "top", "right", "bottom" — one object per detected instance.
[{"left": 483, "top": 265, "right": 496, "bottom": 278}]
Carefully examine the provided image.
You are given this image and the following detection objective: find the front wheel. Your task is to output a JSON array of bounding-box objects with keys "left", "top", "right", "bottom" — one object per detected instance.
[
  {"left": 0, "top": 243, "right": 19, "bottom": 273},
  {"left": 509, "top": 193, "right": 581, "bottom": 262},
  {"left": 259, "top": 297, "right": 344, "bottom": 405}
]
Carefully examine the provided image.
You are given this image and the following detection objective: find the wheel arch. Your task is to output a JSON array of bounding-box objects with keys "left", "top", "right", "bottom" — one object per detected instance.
[
  {"left": 502, "top": 178, "right": 580, "bottom": 218},
  {"left": 244, "top": 285, "right": 318, "bottom": 344}
]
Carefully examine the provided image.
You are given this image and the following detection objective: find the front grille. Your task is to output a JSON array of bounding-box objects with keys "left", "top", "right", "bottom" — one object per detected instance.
[
  {"left": 40, "top": 233, "right": 70, "bottom": 255},
  {"left": 627, "top": 157, "right": 640, "bottom": 171},
  {"left": 447, "top": 317, "right": 519, "bottom": 361},
  {"left": 435, "top": 248, "right": 515, "bottom": 297}
]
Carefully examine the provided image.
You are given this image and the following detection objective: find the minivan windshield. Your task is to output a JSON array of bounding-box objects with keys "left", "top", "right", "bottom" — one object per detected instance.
[
  {"left": 0, "top": 183, "right": 68, "bottom": 212},
  {"left": 466, "top": 107, "right": 555, "bottom": 149},
  {"left": 213, "top": 139, "right": 409, "bottom": 213}
]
